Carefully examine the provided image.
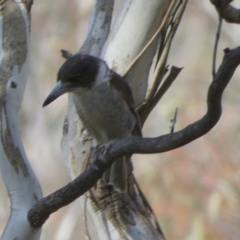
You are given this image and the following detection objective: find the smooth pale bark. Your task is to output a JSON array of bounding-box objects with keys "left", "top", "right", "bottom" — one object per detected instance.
[
  {"left": 0, "top": 1, "right": 42, "bottom": 240},
  {"left": 61, "top": 0, "right": 174, "bottom": 239},
  {"left": 102, "top": 0, "right": 172, "bottom": 107}
]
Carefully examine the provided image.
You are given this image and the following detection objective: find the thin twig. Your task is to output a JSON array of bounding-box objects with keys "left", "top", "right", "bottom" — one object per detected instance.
[
  {"left": 170, "top": 108, "right": 178, "bottom": 133},
  {"left": 138, "top": 0, "right": 187, "bottom": 124},
  {"left": 212, "top": 15, "right": 222, "bottom": 78},
  {"left": 138, "top": 66, "right": 182, "bottom": 125},
  {"left": 61, "top": 49, "right": 73, "bottom": 59}
]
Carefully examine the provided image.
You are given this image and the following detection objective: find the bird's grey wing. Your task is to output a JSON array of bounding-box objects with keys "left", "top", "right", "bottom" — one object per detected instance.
[{"left": 109, "top": 73, "right": 142, "bottom": 137}]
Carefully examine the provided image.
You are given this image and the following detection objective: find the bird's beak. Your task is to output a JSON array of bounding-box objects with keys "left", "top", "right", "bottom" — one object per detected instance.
[{"left": 43, "top": 81, "right": 67, "bottom": 107}]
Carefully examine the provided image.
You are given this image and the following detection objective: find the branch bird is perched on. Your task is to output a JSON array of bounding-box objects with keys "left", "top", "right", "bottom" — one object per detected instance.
[{"left": 43, "top": 54, "right": 142, "bottom": 193}]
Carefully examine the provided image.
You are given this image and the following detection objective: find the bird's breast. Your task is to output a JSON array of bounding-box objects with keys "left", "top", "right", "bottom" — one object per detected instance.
[{"left": 73, "top": 83, "right": 135, "bottom": 143}]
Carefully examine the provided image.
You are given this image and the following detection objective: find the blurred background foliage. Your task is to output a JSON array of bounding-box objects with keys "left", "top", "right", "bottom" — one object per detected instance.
[{"left": 1, "top": 0, "right": 240, "bottom": 239}]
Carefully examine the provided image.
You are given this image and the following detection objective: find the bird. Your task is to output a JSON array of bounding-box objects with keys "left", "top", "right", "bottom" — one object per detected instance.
[{"left": 43, "top": 54, "right": 142, "bottom": 193}]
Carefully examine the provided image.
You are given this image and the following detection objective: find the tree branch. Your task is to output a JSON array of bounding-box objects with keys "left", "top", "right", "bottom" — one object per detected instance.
[
  {"left": 210, "top": 0, "right": 240, "bottom": 23},
  {"left": 28, "top": 45, "right": 240, "bottom": 228}
]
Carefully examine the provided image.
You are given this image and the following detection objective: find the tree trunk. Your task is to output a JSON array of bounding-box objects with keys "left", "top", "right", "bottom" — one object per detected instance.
[
  {"left": 0, "top": 1, "right": 42, "bottom": 239},
  {"left": 61, "top": 0, "right": 186, "bottom": 239}
]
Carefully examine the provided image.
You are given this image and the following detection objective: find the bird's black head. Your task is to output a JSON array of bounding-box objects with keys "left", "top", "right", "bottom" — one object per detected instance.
[
  {"left": 57, "top": 54, "right": 99, "bottom": 88},
  {"left": 43, "top": 54, "right": 100, "bottom": 107}
]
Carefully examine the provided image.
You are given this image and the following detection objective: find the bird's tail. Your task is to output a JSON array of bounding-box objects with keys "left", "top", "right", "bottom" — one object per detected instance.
[{"left": 103, "top": 156, "right": 127, "bottom": 193}]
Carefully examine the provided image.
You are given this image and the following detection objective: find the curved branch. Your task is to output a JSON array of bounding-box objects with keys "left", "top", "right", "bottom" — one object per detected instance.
[
  {"left": 210, "top": 0, "right": 240, "bottom": 23},
  {"left": 109, "top": 47, "right": 239, "bottom": 155},
  {"left": 28, "top": 46, "right": 240, "bottom": 228}
]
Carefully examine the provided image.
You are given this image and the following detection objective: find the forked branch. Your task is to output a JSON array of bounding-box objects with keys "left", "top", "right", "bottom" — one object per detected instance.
[
  {"left": 210, "top": 0, "right": 240, "bottom": 23},
  {"left": 28, "top": 46, "right": 240, "bottom": 228}
]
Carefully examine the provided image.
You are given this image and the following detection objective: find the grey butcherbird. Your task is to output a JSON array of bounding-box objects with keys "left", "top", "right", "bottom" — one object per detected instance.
[{"left": 43, "top": 54, "right": 142, "bottom": 193}]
